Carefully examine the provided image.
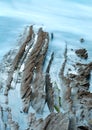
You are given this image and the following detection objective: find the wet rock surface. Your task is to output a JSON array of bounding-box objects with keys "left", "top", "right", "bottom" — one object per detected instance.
[
  {"left": 28, "top": 112, "right": 69, "bottom": 130},
  {"left": 0, "top": 26, "right": 92, "bottom": 130},
  {"left": 59, "top": 44, "right": 92, "bottom": 130},
  {"left": 45, "top": 52, "right": 54, "bottom": 112},
  {"left": 75, "top": 48, "right": 88, "bottom": 59},
  {"left": 20, "top": 28, "right": 49, "bottom": 113}
]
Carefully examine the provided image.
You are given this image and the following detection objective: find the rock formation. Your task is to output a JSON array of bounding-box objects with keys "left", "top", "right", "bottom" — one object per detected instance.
[
  {"left": 28, "top": 112, "right": 69, "bottom": 130},
  {"left": 75, "top": 48, "right": 88, "bottom": 59},
  {"left": 0, "top": 25, "right": 92, "bottom": 130},
  {"left": 59, "top": 44, "right": 92, "bottom": 129}
]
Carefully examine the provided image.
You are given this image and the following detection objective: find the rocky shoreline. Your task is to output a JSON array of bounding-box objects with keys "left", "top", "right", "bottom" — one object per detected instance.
[{"left": 0, "top": 25, "right": 92, "bottom": 130}]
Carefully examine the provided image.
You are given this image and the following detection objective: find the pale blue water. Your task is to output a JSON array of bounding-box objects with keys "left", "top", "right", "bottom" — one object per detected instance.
[
  {"left": 0, "top": 1, "right": 92, "bottom": 129},
  {"left": 0, "top": 0, "right": 92, "bottom": 60},
  {"left": 0, "top": 16, "right": 27, "bottom": 59}
]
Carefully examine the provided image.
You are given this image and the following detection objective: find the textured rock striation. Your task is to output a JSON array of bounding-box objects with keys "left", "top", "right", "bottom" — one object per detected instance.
[
  {"left": 59, "top": 44, "right": 92, "bottom": 130},
  {"left": 45, "top": 52, "right": 54, "bottom": 112},
  {"left": 20, "top": 27, "right": 49, "bottom": 113},
  {"left": 28, "top": 112, "right": 69, "bottom": 130}
]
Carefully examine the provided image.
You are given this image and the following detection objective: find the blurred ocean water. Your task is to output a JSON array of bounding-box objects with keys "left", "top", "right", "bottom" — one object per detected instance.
[{"left": 0, "top": 0, "right": 92, "bottom": 59}]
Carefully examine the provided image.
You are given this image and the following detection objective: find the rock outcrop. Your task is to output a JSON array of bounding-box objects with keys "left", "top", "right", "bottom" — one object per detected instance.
[
  {"left": 45, "top": 52, "right": 54, "bottom": 112},
  {"left": 28, "top": 112, "right": 69, "bottom": 130},
  {"left": 75, "top": 48, "right": 88, "bottom": 59},
  {"left": 20, "top": 28, "right": 49, "bottom": 113},
  {"left": 4, "top": 26, "right": 34, "bottom": 97},
  {"left": 59, "top": 44, "right": 92, "bottom": 130},
  {"left": 0, "top": 25, "right": 92, "bottom": 130}
]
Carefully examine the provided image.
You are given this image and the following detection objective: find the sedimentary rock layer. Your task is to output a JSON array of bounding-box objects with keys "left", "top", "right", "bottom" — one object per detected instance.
[
  {"left": 59, "top": 44, "right": 92, "bottom": 130},
  {"left": 21, "top": 28, "right": 49, "bottom": 113},
  {"left": 45, "top": 52, "right": 54, "bottom": 112},
  {"left": 4, "top": 26, "right": 34, "bottom": 96}
]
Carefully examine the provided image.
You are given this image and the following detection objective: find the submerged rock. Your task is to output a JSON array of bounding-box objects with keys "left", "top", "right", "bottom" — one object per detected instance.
[{"left": 80, "top": 38, "right": 85, "bottom": 43}]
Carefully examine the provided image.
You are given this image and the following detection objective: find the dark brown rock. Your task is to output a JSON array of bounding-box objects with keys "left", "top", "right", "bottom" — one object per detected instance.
[
  {"left": 4, "top": 26, "right": 34, "bottom": 97},
  {"left": 45, "top": 52, "right": 54, "bottom": 112},
  {"left": 78, "top": 126, "right": 89, "bottom": 130},
  {"left": 28, "top": 113, "right": 69, "bottom": 130},
  {"left": 43, "top": 113, "right": 69, "bottom": 130},
  {"left": 75, "top": 48, "right": 88, "bottom": 59},
  {"left": 21, "top": 28, "right": 49, "bottom": 113}
]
